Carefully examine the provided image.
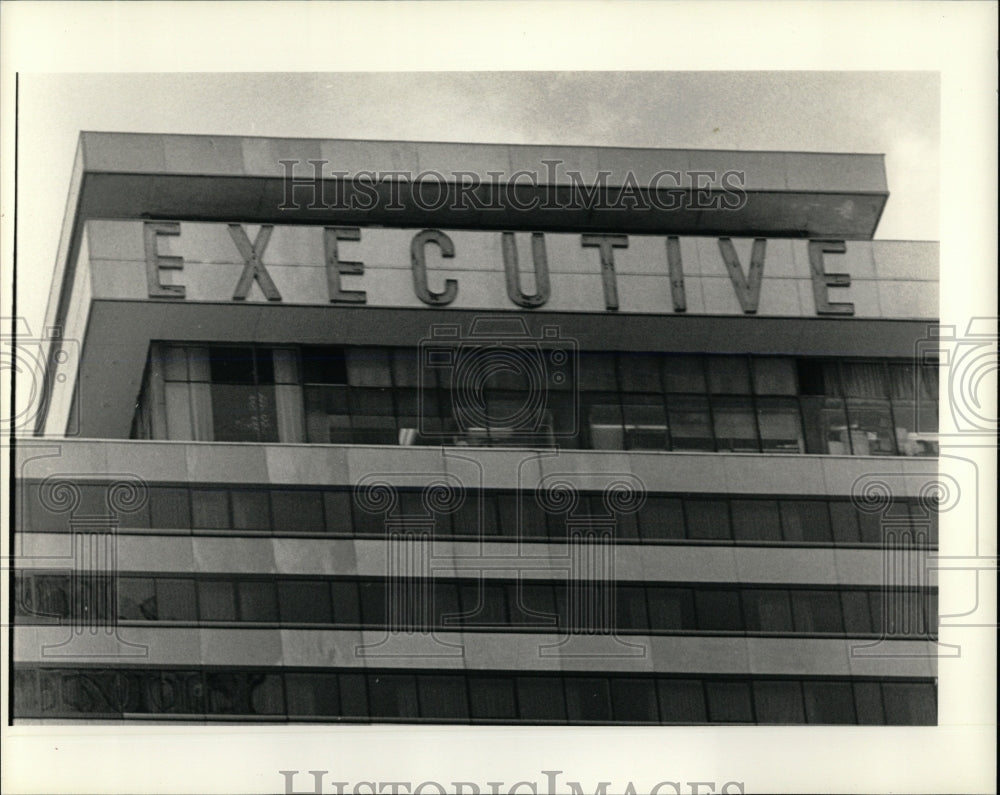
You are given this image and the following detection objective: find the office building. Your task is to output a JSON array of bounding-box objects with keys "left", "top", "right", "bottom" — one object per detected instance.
[{"left": 12, "top": 132, "right": 939, "bottom": 724}]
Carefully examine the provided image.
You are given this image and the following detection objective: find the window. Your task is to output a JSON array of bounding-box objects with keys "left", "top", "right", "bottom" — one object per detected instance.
[
  {"left": 658, "top": 679, "right": 706, "bottom": 722},
  {"left": 516, "top": 677, "right": 567, "bottom": 721},
  {"left": 802, "top": 681, "right": 856, "bottom": 724},
  {"left": 469, "top": 677, "right": 517, "bottom": 719},
  {"left": 278, "top": 581, "right": 333, "bottom": 624},
  {"left": 133, "top": 345, "right": 937, "bottom": 457},
  {"left": 368, "top": 674, "right": 419, "bottom": 719},
  {"left": 706, "top": 681, "right": 754, "bottom": 722},
  {"left": 753, "top": 680, "right": 804, "bottom": 723}
]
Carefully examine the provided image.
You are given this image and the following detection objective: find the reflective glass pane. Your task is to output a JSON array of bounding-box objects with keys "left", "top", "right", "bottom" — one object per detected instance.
[
  {"left": 662, "top": 356, "right": 707, "bottom": 393},
  {"left": 666, "top": 396, "right": 713, "bottom": 451},
  {"left": 706, "top": 681, "right": 753, "bottom": 722},
  {"left": 731, "top": 500, "right": 781, "bottom": 541},
  {"left": 658, "top": 679, "right": 706, "bottom": 722},
  {"left": 779, "top": 500, "right": 832, "bottom": 543},
  {"left": 418, "top": 675, "right": 468, "bottom": 719},
  {"left": 803, "top": 681, "right": 856, "bottom": 724},
  {"left": 753, "top": 680, "right": 804, "bottom": 723},
  {"left": 640, "top": 497, "right": 686, "bottom": 541},
  {"left": 686, "top": 499, "right": 731, "bottom": 540},
  {"left": 516, "top": 677, "right": 566, "bottom": 721},
  {"left": 611, "top": 678, "right": 659, "bottom": 723},
  {"left": 564, "top": 677, "right": 612, "bottom": 721},
  {"left": 707, "top": 357, "right": 751, "bottom": 394},
  {"left": 753, "top": 358, "right": 798, "bottom": 395}
]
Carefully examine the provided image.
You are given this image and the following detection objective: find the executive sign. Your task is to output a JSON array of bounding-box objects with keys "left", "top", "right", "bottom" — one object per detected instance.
[{"left": 141, "top": 222, "right": 859, "bottom": 316}]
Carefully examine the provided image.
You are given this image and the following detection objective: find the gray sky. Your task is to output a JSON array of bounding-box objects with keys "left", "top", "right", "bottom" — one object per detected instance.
[{"left": 17, "top": 71, "right": 939, "bottom": 335}]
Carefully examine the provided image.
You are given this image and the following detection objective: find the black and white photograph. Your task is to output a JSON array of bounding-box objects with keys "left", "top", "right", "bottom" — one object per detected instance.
[{"left": 1, "top": 3, "right": 995, "bottom": 794}]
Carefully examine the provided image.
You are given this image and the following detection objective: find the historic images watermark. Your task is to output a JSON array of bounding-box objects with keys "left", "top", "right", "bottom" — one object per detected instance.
[
  {"left": 278, "top": 159, "right": 749, "bottom": 213},
  {"left": 279, "top": 769, "right": 746, "bottom": 795}
]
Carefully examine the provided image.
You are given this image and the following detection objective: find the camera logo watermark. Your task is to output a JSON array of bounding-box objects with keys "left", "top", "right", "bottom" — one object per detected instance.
[
  {"left": 1, "top": 317, "right": 81, "bottom": 436},
  {"left": 419, "top": 317, "right": 578, "bottom": 446}
]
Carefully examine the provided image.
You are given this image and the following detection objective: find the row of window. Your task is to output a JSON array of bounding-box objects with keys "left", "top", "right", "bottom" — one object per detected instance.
[
  {"left": 13, "top": 666, "right": 937, "bottom": 724},
  {"left": 15, "top": 573, "right": 937, "bottom": 638},
  {"left": 133, "top": 345, "right": 939, "bottom": 456},
  {"left": 19, "top": 481, "right": 939, "bottom": 547}
]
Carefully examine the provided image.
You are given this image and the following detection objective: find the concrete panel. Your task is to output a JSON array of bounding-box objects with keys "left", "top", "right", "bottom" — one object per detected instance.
[
  {"left": 759, "top": 238, "right": 800, "bottom": 278},
  {"left": 649, "top": 635, "right": 751, "bottom": 674},
  {"left": 845, "top": 640, "right": 937, "bottom": 677},
  {"left": 14, "top": 533, "right": 78, "bottom": 567},
  {"left": 184, "top": 443, "right": 269, "bottom": 484},
  {"left": 872, "top": 241, "right": 939, "bottom": 280},
  {"left": 101, "top": 441, "right": 192, "bottom": 484},
  {"left": 597, "top": 148, "right": 691, "bottom": 188},
  {"left": 13, "top": 626, "right": 201, "bottom": 665},
  {"left": 356, "top": 630, "right": 467, "bottom": 668},
  {"left": 461, "top": 632, "right": 563, "bottom": 671},
  {"left": 638, "top": 545, "right": 739, "bottom": 584},
  {"left": 17, "top": 443, "right": 110, "bottom": 480},
  {"left": 545, "top": 273, "right": 609, "bottom": 313},
  {"left": 756, "top": 278, "right": 809, "bottom": 316},
  {"left": 191, "top": 537, "right": 277, "bottom": 574},
  {"left": 264, "top": 446, "right": 350, "bottom": 486},
  {"left": 198, "top": 628, "right": 284, "bottom": 666},
  {"left": 746, "top": 637, "right": 851, "bottom": 675},
  {"left": 319, "top": 139, "right": 422, "bottom": 177},
  {"left": 81, "top": 131, "right": 167, "bottom": 173},
  {"left": 784, "top": 153, "right": 887, "bottom": 193},
  {"left": 733, "top": 546, "right": 839, "bottom": 585},
  {"left": 346, "top": 446, "right": 448, "bottom": 485},
  {"left": 163, "top": 136, "right": 247, "bottom": 177},
  {"left": 89, "top": 260, "right": 147, "bottom": 300},
  {"left": 626, "top": 453, "right": 726, "bottom": 494},
  {"left": 690, "top": 237, "right": 726, "bottom": 277},
  {"left": 118, "top": 536, "right": 196, "bottom": 572},
  {"left": 820, "top": 456, "right": 905, "bottom": 497},
  {"left": 722, "top": 455, "right": 827, "bottom": 495},
  {"left": 618, "top": 275, "right": 678, "bottom": 315},
  {"left": 443, "top": 449, "right": 545, "bottom": 490},
  {"left": 688, "top": 151, "right": 789, "bottom": 191},
  {"left": 279, "top": 629, "right": 367, "bottom": 668},
  {"left": 508, "top": 146, "right": 602, "bottom": 186},
  {"left": 878, "top": 280, "right": 938, "bottom": 319},
  {"left": 414, "top": 141, "right": 513, "bottom": 180},
  {"left": 84, "top": 220, "right": 146, "bottom": 260},
  {"left": 832, "top": 548, "right": 890, "bottom": 585},
  {"left": 548, "top": 635, "right": 655, "bottom": 673},
  {"left": 352, "top": 538, "right": 406, "bottom": 578},
  {"left": 611, "top": 234, "right": 671, "bottom": 276},
  {"left": 241, "top": 137, "right": 323, "bottom": 178},
  {"left": 271, "top": 539, "right": 359, "bottom": 576}
]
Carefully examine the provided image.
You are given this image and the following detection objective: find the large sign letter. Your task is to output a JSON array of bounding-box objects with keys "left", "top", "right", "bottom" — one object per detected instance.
[
  {"left": 411, "top": 229, "right": 458, "bottom": 306},
  {"left": 666, "top": 236, "right": 686, "bottom": 313},
  {"left": 581, "top": 234, "right": 628, "bottom": 311},
  {"left": 229, "top": 225, "right": 282, "bottom": 301},
  {"left": 144, "top": 222, "right": 185, "bottom": 298},
  {"left": 502, "top": 232, "right": 550, "bottom": 308},
  {"left": 718, "top": 238, "right": 766, "bottom": 314},
  {"left": 324, "top": 227, "right": 366, "bottom": 304},
  {"left": 808, "top": 240, "right": 854, "bottom": 315}
]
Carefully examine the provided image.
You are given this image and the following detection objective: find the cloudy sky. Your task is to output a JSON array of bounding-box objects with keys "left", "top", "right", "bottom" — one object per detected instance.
[{"left": 15, "top": 70, "right": 939, "bottom": 334}]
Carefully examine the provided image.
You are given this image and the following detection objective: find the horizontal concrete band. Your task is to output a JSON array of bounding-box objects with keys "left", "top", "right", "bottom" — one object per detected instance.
[
  {"left": 15, "top": 533, "right": 929, "bottom": 587},
  {"left": 12, "top": 626, "right": 937, "bottom": 678},
  {"left": 16, "top": 440, "right": 940, "bottom": 495}
]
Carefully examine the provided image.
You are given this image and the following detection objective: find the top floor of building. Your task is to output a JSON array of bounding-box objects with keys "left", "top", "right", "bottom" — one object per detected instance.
[{"left": 29, "top": 133, "right": 938, "bottom": 444}]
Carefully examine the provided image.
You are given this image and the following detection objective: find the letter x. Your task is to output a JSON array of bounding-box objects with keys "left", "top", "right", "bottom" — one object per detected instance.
[{"left": 229, "top": 224, "right": 282, "bottom": 301}]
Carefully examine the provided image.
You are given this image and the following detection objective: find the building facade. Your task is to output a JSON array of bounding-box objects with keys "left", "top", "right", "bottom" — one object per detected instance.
[{"left": 12, "top": 132, "right": 939, "bottom": 724}]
